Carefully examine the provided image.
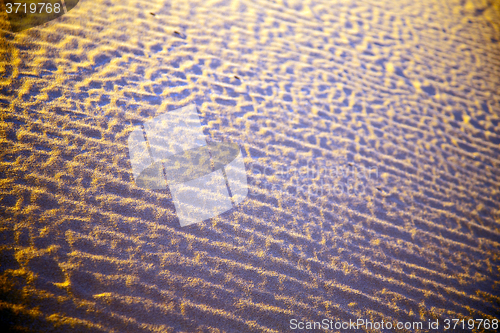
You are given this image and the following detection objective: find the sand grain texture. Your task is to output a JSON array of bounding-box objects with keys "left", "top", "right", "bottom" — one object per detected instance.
[{"left": 0, "top": 0, "right": 500, "bottom": 332}]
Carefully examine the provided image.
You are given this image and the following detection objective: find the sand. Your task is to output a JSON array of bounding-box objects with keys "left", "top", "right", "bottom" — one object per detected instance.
[{"left": 0, "top": 0, "right": 499, "bottom": 332}]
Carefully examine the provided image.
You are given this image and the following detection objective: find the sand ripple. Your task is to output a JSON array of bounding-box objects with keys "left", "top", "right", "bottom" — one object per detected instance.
[{"left": 1, "top": 0, "right": 499, "bottom": 332}]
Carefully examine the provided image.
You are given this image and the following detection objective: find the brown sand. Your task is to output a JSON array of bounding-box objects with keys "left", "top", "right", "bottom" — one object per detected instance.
[{"left": 0, "top": 0, "right": 500, "bottom": 332}]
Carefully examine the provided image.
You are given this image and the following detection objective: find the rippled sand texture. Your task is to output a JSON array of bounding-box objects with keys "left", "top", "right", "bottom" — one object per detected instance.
[{"left": 1, "top": 0, "right": 500, "bottom": 332}]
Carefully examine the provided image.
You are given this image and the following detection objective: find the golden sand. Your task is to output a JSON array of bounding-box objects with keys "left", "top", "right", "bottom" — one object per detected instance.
[{"left": 0, "top": 0, "right": 499, "bottom": 332}]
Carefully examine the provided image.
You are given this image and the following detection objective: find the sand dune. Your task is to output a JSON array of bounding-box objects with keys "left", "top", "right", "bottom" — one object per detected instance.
[{"left": 0, "top": 0, "right": 499, "bottom": 332}]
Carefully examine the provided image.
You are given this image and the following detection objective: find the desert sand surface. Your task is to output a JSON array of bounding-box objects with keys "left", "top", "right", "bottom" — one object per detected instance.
[{"left": 1, "top": 0, "right": 500, "bottom": 332}]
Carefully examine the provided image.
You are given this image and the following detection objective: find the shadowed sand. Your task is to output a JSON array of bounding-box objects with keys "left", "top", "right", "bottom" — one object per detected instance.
[{"left": 0, "top": 0, "right": 500, "bottom": 332}]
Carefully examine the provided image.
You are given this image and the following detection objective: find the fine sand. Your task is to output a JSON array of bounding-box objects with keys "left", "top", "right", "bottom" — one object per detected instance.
[{"left": 1, "top": 0, "right": 500, "bottom": 332}]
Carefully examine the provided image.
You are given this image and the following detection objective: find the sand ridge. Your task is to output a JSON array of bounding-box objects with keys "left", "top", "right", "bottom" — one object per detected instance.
[{"left": 0, "top": 0, "right": 500, "bottom": 332}]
